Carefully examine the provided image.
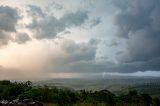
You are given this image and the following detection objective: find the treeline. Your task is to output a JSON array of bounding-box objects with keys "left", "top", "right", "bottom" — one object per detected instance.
[{"left": 0, "top": 80, "right": 160, "bottom": 106}]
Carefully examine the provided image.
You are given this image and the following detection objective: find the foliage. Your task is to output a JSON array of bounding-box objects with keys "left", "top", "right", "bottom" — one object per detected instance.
[{"left": 0, "top": 80, "right": 160, "bottom": 106}]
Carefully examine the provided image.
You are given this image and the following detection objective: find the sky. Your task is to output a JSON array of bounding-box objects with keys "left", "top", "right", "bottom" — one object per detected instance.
[{"left": 0, "top": 0, "right": 160, "bottom": 80}]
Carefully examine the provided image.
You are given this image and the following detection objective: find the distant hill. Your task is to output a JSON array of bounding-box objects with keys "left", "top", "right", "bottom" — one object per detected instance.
[{"left": 33, "top": 76, "right": 160, "bottom": 96}]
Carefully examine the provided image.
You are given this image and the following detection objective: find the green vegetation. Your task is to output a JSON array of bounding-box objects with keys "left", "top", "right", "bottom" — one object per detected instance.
[{"left": 0, "top": 80, "right": 160, "bottom": 106}]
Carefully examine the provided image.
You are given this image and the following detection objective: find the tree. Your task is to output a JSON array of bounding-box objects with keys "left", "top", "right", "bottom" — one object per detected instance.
[
  {"left": 140, "top": 93, "right": 152, "bottom": 106},
  {"left": 25, "top": 81, "right": 32, "bottom": 87},
  {"left": 153, "top": 97, "right": 160, "bottom": 106}
]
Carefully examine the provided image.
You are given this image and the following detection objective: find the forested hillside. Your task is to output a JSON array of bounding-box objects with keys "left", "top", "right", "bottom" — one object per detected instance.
[{"left": 0, "top": 80, "right": 160, "bottom": 106}]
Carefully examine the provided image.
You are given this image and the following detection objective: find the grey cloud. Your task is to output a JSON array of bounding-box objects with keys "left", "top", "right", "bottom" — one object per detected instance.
[
  {"left": 112, "top": 57, "right": 160, "bottom": 73},
  {"left": 89, "top": 38, "right": 100, "bottom": 45},
  {"left": 62, "top": 39, "right": 96, "bottom": 62},
  {"left": 0, "top": 6, "right": 20, "bottom": 46},
  {"left": 103, "top": 39, "right": 119, "bottom": 47},
  {"left": 0, "top": 6, "right": 19, "bottom": 32},
  {"left": 27, "top": 6, "right": 88, "bottom": 39},
  {"left": 27, "top": 16, "right": 65, "bottom": 39},
  {"left": 89, "top": 18, "right": 101, "bottom": 28},
  {"left": 0, "top": 31, "right": 11, "bottom": 46},
  {"left": 113, "top": 0, "right": 160, "bottom": 72},
  {"left": 47, "top": 38, "right": 138, "bottom": 73},
  {"left": 109, "top": 40, "right": 119, "bottom": 47},
  {"left": 110, "top": 0, "right": 129, "bottom": 10},
  {"left": 126, "top": 29, "right": 160, "bottom": 62},
  {"left": 27, "top": 5, "right": 45, "bottom": 18},
  {"left": 46, "top": 2, "right": 63, "bottom": 10},
  {"left": 15, "top": 33, "right": 31, "bottom": 44},
  {"left": 46, "top": 38, "right": 97, "bottom": 72},
  {"left": 75, "top": 57, "right": 160, "bottom": 73},
  {"left": 61, "top": 11, "right": 88, "bottom": 27},
  {"left": 63, "top": 30, "right": 71, "bottom": 35},
  {"left": 151, "top": 6, "right": 160, "bottom": 31},
  {"left": 63, "top": 39, "right": 96, "bottom": 62},
  {"left": 2, "top": 1, "right": 160, "bottom": 75},
  {"left": 69, "top": 61, "right": 113, "bottom": 73},
  {"left": 114, "top": 5, "right": 151, "bottom": 38}
]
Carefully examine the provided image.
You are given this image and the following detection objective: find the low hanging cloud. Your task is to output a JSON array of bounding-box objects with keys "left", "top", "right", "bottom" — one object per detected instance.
[
  {"left": 114, "top": 0, "right": 160, "bottom": 72},
  {"left": 27, "top": 5, "right": 88, "bottom": 39}
]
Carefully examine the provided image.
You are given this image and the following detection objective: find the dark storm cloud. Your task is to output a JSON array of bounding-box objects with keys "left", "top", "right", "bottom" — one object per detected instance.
[
  {"left": 27, "top": 5, "right": 88, "bottom": 39},
  {"left": 113, "top": 0, "right": 160, "bottom": 72},
  {"left": 15, "top": 33, "right": 31, "bottom": 44},
  {"left": 0, "top": 6, "right": 19, "bottom": 46}
]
